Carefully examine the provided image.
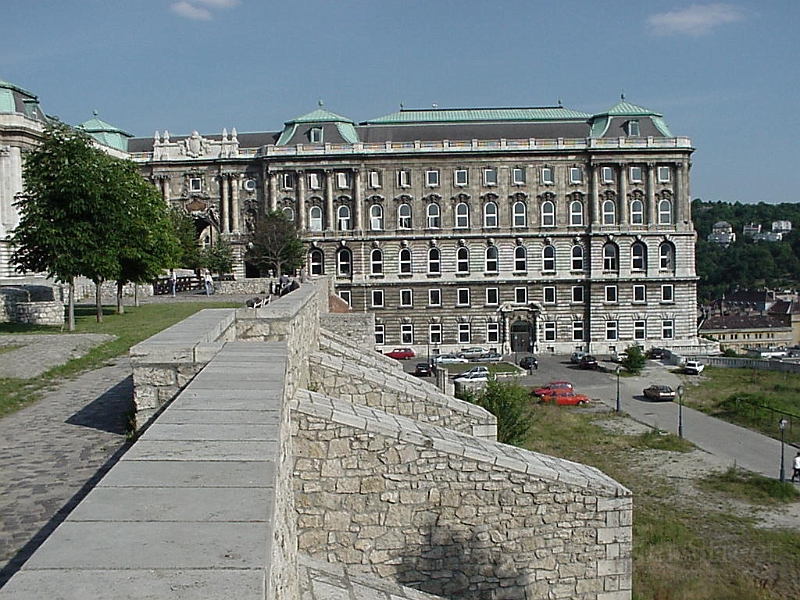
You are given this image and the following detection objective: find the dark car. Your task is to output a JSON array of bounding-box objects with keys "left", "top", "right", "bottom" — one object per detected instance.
[
  {"left": 519, "top": 355, "right": 538, "bottom": 370},
  {"left": 647, "top": 347, "right": 667, "bottom": 359},
  {"left": 414, "top": 362, "right": 432, "bottom": 377},
  {"left": 579, "top": 355, "right": 599, "bottom": 370},
  {"left": 643, "top": 385, "right": 676, "bottom": 401}
]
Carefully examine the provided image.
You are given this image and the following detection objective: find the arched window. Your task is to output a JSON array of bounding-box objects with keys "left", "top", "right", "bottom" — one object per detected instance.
[
  {"left": 658, "top": 199, "right": 673, "bottom": 225},
  {"left": 485, "top": 246, "right": 498, "bottom": 272},
  {"left": 369, "top": 204, "right": 383, "bottom": 230},
  {"left": 571, "top": 245, "right": 584, "bottom": 270},
  {"left": 337, "top": 205, "right": 350, "bottom": 231},
  {"left": 484, "top": 202, "right": 498, "bottom": 228},
  {"left": 309, "top": 249, "right": 324, "bottom": 275},
  {"left": 309, "top": 206, "right": 323, "bottom": 231},
  {"left": 455, "top": 202, "right": 470, "bottom": 228},
  {"left": 542, "top": 245, "right": 556, "bottom": 272},
  {"left": 513, "top": 201, "right": 527, "bottom": 227},
  {"left": 514, "top": 246, "right": 527, "bottom": 272},
  {"left": 603, "top": 243, "right": 618, "bottom": 272},
  {"left": 631, "top": 242, "right": 647, "bottom": 271},
  {"left": 570, "top": 200, "right": 583, "bottom": 226},
  {"left": 602, "top": 200, "right": 616, "bottom": 225},
  {"left": 427, "top": 203, "right": 440, "bottom": 229},
  {"left": 370, "top": 248, "right": 383, "bottom": 275},
  {"left": 456, "top": 247, "right": 470, "bottom": 273},
  {"left": 399, "top": 248, "right": 412, "bottom": 274},
  {"left": 541, "top": 201, "right": 555, "bottom": 227},
  {"left": 631, "top": 199, "right": 644, "bottom": 224},
  {"left": 337, "top": 248, "right": 352, "bottom": 276},
  {"left": 428, "top": 247, "right": 441, "bottom": 273},
  {"left": 659, "top": 242, "right": 675, "bottom": 271},
  {"left": 398, "top": 203, "right": 412, "bottom": 229},
  {"left": 282, "top": 206, "right": 295, "bottom": 222}
]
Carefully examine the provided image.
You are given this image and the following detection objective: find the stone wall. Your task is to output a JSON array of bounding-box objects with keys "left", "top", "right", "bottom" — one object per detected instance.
[
  {"left": 216, "top": 277, "right": 273, "bottom": 296},
  {"left": 0, "top": 285, "right": 64, "bottom": 325},
  {"left": 292, "top": 389, "right": 633, "bottom": 600},
  {"left": 320, "top": 311, "right": 375, "bottom": 348}
]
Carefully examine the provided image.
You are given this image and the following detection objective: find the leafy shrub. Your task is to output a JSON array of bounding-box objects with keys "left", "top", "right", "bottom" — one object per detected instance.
[{"left": 459, "top": 380, "right": 532, "bottom": 446}]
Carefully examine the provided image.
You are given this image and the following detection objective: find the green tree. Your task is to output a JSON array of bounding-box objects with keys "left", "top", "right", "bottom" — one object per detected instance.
[
  {"left": 170, "top": 208, "right": 201, "bottom": 269},
  {"left": 199, "top": 239, "right": 234, "bottom": 276},
  {"left": 245, "top": 210, "right": 305, "bottom": 278},
  {"left": 461, "top": 380, "right": 533, "bottom": 446},
  {"left": 621, "top": 345, "right": 646, "bottom": 374}
]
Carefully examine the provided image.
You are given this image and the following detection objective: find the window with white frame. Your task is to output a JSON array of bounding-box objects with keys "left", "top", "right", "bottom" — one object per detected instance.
[
  {"left": 602, "top": 200, "right": 616, "bottom": 225},
  {"left": 515, "top": 287, "right": 528, "bottom": 304},
  {"left": 484, "top": 202, "right": 498, "bottom": 228},
  {"left": 368, "top": 170, "right": 381, "bottom": 188},
  {"left": 603, "top": 244, "right": 618, "bottom": 271},
  {"left": 309, "top": 249, "right": 324, "bottom": 275},
  {"left": 542, "top": 245, "right": 555, "bottom": 272},
  {"left": 282, "top": 206, "right": 295, "bottom": 222},
  {"left": 570, "top": 167, "right": 583, "bottom": 184},
  {"left": 399, "top": 248, "right": 412, "bottom": 274},
  {"left": 400, "top": 289, "right": 413, "bottom": 307},
  {"left": 483, "top": 168, "right": 498, "bottom": 186},
  {"left": 544, "top": 322, "right": 556, "bottom": 341},
  {"left": 605, "top": 285, "right": 618, "bottom": 303},
  {"left": 455, "top": 202, "right": 470, "bottom": 228},
  {"left": 454, "top": 169, "right": 468, "bottom": 186},
  {"left": 427, "top": 203, "right": 441, "bottom": 229},
  {"left": 629, "top": 166, "right": 643, "bottom": 183},
  {"left": 398, "top": 203, "right": 412, "bottom": 229},
  {"left": 633, "top": 285, "right": 646, "bottom": 303},
  {"left": 606, "top": 320, "right": 618, "bottom": 341},
  {"left": 375, "top": 324, "right": 385, "bottom": 345},
  {"left": 428, "top": 247, "right": 441, "bottom": 274},
  {"left": 429, "top": 323, "right": 442, "bottom": 345},
  {"left": 571, "top": 285, "right": 584, "bottom": 303},
  {"left": 337, "top": 248, "right": 352, "bottom": 276},
  {"left": 337, "top": 205, "right": 350, "bottom": 231},
  {"left": 571, "top": 245, "right": 584, "bottom": 270},
  {"left": 631, "top": 199, "right": 644, "bottom": 224},
  {"left": 514, "top": 246, "right": 527, "bottom": 271},
  {"left": 513, "top": 201, "right": 527, "bottom": 227},
  {"left": 631, "top": 242, "right": 646, "bottom": 271},
  {"left": 512, "top": 167, "right": 526, "bottom": 185},
  {"left": 401, "top": 324, "right": 414, "bottom": 344},
  {"left": 370, "top": 248, "right": 383, "bottom": 275},
  {"left": 541, "top": 201, "right": 555, "bottom": 227},
  {"left": 487, "top": 322, "right": 500, "bottom": 343},
  {"left": 661, "top": 284, "right": 674, "bottom": 303},
  {"left": 309, "top": 127, "right": 323, "bottom": 143},
  {"left": 626, "top": 120, "right": 640, "bottom": 136},
  {"left": 425, "top": 170, "right": 440, "bottom": 187},
  {"left": 281, "top": 172, "right": 294, "bottom": 190},
  {"left": 485, "top": 246, "right": 498, "bottom": 273},
  {"left": 658, "top": 166, "right": 671, "bottom": 183},
  {"left": 456, "top": 247, "right": 470, "bottom": 274},
  {"left": 634, "top": 320, "right": 646, "bottom": 341},
  {"left": 458, "top": 323, "right": 471, "bottom": 344},
  {"left": 572, "top": 321, "right": 584, "bottom": 341},
  {"left": 429, "top": 288, "right": 441, "bottom": 306},
  {"left": 658, "top": 199, "right": 672, "bottom": 225},
  {"left": 660, "top": 242, "right": 674, "bottom": 271},
  {"left": 662, "top": 319, "right": 674, "bottom": 340},
  {"left": 371, "top": 289, "right": 384, "bottom": 308},
  {"left": 190, "top": 177, "right": 203, "bottom": 192},
  {"left": 457, "top": 288, "right": 470, "bottom": 306},
  {"left": 308, "top": 172, "right": 321, "bottom": 190},
  {"left": 601, "top": 166, "right": 614, "bottom": 184},
  {"left": 370, "top": 204, "right": 383, "bottom": 230},
  {"left": 570, "top": 200, "right": 583, "bottom": 226},
  {"left": 309, "top": 206, "right": 323, "bottom": 231},
  {"left": 543, "top": 286, "right": 556, "bottom": 304},
  {"left": 541, "top": 167, "right": 554, "bottom": 185},
  {"left": 486, "top": 287, "right": 499, "bottom": 306},
  {"left": 337, "top": 172, "right": 350, "bottom": 189},
  {"left": 397, "top": 169, "right": 411, "bottom": 188}
]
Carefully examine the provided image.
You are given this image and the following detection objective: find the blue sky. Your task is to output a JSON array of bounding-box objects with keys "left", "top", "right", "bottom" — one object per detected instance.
[{"left": 2, "top": 1, "right": 797, "bottom": 204}]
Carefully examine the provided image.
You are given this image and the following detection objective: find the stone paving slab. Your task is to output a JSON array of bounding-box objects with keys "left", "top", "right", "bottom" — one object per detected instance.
[
  {"left": 0, "top": 334, "right": 115, "bottom": 378},
  {"left": 97, "top": 460, "right": 274, "bottom": 488}
]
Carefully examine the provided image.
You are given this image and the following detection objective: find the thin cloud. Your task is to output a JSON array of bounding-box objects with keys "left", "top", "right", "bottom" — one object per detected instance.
[
  {"left": 647, "top": 3, "right": 746, "bottom": 36},
  {"left": 170, "top": 0, "right": 240, "bottom": 21}
]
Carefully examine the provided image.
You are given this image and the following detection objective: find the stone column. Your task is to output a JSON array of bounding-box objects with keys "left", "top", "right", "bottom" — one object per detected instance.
[
  {"left": 325, "top": 170, "right": 335, "bottom": 231},
  {"left": 354, "top": 168, "right": 363, "bottom": 231},
  {"left": 268, "top": 170, "right": 277, "bottom": 213},
  {"left": 161, "top": 176, "right": 170, "bottom": 203},
  {"left": 678, "top": 161, "right": 690, "bottom": 224},
  {"left": 646, "top": 163, "right": 656, "bottom": 228},
  {"left": 589, "top": 164, "right": 600, "bottom": 226},
  {"left": 618, "top": 163, "right": 627, "bottom": 226},
  {"left": 297, "top": 170, "right": 306, "bottom": 231},
  {"left": 220, "top": 174, "right": 229, "bottom": 233},
  {"left": 231, "top": 174, "right": 241, "bottom": 233}
]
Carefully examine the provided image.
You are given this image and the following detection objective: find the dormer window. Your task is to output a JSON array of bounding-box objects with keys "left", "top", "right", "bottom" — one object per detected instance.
[
  {"left": 626, "top": 120, "right": 640, "bottom": 137},
  {"left": 309, "top": 127, "right": 323, "bottom": 144}
]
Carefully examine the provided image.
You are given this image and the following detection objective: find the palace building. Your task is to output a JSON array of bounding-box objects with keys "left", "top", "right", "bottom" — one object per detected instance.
[{"left": 1, "top": 77, "right": 699, "bottom": 356}]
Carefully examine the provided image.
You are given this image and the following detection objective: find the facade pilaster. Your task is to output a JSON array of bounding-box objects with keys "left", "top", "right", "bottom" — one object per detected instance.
[
  {"left": 618, "top": 163, "right": 627, "bottom": 226},
  {"left": 325, "top": 170, "right": 334, "bottom": 231},
  {"left": 646, "top": 164, "right": 656, "bottom": 228},
  {"left": 354, "top": 168, "right": 363, "bottom": 231},
  {"left": 589, "top": 164, "right": 600, "bottom": 226},
  {"left": 268, "top": 170, "right": 277, "bottom": 213},
  {"left": 297, "top": 170, "right": 306, "bottom": 231},
  {"left": 220, "top": 173, "right": 229, "bottom": 233},
  {"left": 231, "top": 174, "right": 241, "bottom": 233}
]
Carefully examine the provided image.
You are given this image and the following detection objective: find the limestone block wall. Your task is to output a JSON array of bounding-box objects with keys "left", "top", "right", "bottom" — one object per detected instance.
[
  {"left": 320, "top": 312, "right": 375, "bottom": 349},
  {"left": 216, "top": 277, "right": 273, "bottom": 296},
  {"left": 309, "top": 350, "right": 497, "bottom": 440},
  {"left": 0, "top": 285, "right": 64, "bottom": 325},
  {"left": 292, "top": 390, "right": 632, "bottom": 600}
]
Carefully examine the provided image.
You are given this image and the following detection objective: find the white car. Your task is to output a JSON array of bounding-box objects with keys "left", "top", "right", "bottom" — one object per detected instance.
[
  {"left": 453, "top": 371, "right": 491, "bottom": 383},
  {"left": 684, "top": 360, "right": 705, "bottom": 375},
  {"left": 462, "top": 366, "right": 489, "bottom": 375},
  {"left": 433, "top": 354, "right": 469, "bottom": 364}
]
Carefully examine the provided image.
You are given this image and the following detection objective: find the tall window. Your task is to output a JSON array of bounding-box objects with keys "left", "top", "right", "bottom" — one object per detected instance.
[
  {"left": 397, "top": 169, "right": 411, "bottom": 188},
  {"left": 631, "top": 199, "right": 644, "bottom": 224},
  {"left": 282, "top": 206, "right": 295, "bottom": 222},
  {"left": 309, "top": 249, "right": 324, "bottom": 275},
  {"left": 543, "top": 286, "right": 555, "bottom": 304},
  {"left": 370, "top": 204, "right": 383, "bottom": 230},
  {"left": 514, "top": 246, "right": 527, "bottom": 272},
  {"left": 603, "top": 243, "right": 618, "bottom": 272},
  {"left": 425, "top": 170, "right": 439, "bottom": 187},
  {"left": 337, "top": 205, "right": 350, "bottom": 231},
  {"left": 571, "top": 285, "right": 584, "bottom": 303},
  {"left": 606, "top": 320, "right": 618, "bottom": 341},
  {"left": 484, "top": 202, "right": 498, "bottom": 228},
  {"left": 457, "top": 288, "right": 470, "bottom": 306},
  {"left": 633, "top": 285, "right": 646, "bottom": 303},
  {"left": 486, "top": 287, "right": 499, "bottom": 305},
  {"left": 570, "top": 200, "right": 583, "bottom": 226},
  {"left": 542, "top": 245, "right": 556, "bottom": 272},
  {"left": 428, "top": 247, "right": 441, "bottom": 274},
  {"left": 483, "top": 168, "right": 498, "bottom": 186},
  {"left": 602, "top": 200, "right": 616, "bottom": 225},
  {"left": 371, "top": 289, "right": 384, "bottom": 307},
  {"left": 659, "top": 242, "right": 675, "bottom": 271},
  {"left": 485, "top": 246, "right": 498, "bottom": 273},
  {"left": 658, "top": 166, "right": 671, "bottom": 183},
  {"left": 634, "top": 320, "right": 646, "bottom": 341},
  {"left": 515, "top": 287, "right": 528, "bottom": 304},
  {"left": 427, "top": 203, "right": 440, "bottom": 229},
  {"left": 308, "top": 172, "right": 321, "bottom": 190},
  {"left": 280, "top": 172, "right": 294, "bottom": 190},
  {"left": 455, "top": 202, "right": 470, "bottom": 228},
  {"left": 629, "top": 166, "right": 643, "bottom": 183},
  {"left": 375, "top": 324, "right": 384, "bottom": 345},
  {"left": 368, "top": 170, "right": 381, "bottom": 188},
  {"left": 512, "top": 167, "right": 526, "bottom": 185},
  {"left": 458, "top": 323, "right": 471, "bottom": 344},
  {"left": 370, "top": 248, "right": 383, "bottom": 275},
  {"left": 541, "top": 201, "right": 555, "bottom": 227},
  {"left": 398, "top": 203, "right": 412, "bottom": 229},
  {"left": 631, "top": 242, "right": 647, "bottom": 271},
  {"left": 309, "top": 206, "right": 323, "bottom": 231},
  {"left": 662, "top": 320, "right": 674, "bottom": 340},
  {"left": 571, "top": 245, "right": 584, "bottom": 270},
  {"left": 661, "top": 284, "right": 674, "bottom": 303},
  {"left": 400, "top": 289, "right": 413, "bottom": 307},
  {"left": 513, "top": 202, "right": 527, "bottom": 227},
  {"left": 399, "top": 248, "right": 412, "bottom": 274},
  {"left": 429, "top": 288, "right": 441, "bottom": 306},
  {"left": 336, "top": 172, "right": 350, "bottom": 189},
  {"left": 456, "top": 247, "right": 470, "bottom": 274},
  {"left": 401, "top": 323, "right": 413, "bottom": 344},
  {"left": 454, "top": 169, "right": 468, "bottom": 186},
  {"left": 544, "top": 322, "right": 556, "bottom": 341},
  {"left": 601, "top": 166, "right": 614, "bottom": 183},
  {"left": 429, "top": 323, "right": 442, "bottom": 345},
  {"left": 658, "top": 199, "right": 673, "bottom": 225},
  {"left": 487, "top": 322, "right": 500, "bottom": 343},
  {"left": 541, "top": 167, "right": 554, "bottom": 185},
  {"left": 569, "top": 167, "right": 583, "bottom": 184},
  {"left": 605, "top": 285, "right": 618, "bottom": 303},
  {"left": 337, "top": 248, "right": 352, "bottom": 276},
  {"left": 572, "top": 321, "right": 584, "bottom": 341}
]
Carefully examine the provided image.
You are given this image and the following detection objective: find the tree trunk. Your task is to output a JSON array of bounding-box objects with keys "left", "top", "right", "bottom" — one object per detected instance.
[
  {"left": 68, "top": 277, "right": 75, "bottom": 332},
  {"left": 95, "top": 280, "right": 104, "bottom": 323},
  {"left": 116, "top": 281, "right": 125, "bottom": 315}
]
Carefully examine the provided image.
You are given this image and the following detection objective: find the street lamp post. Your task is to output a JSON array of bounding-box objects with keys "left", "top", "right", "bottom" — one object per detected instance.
[
  {"left": 779, "top": 418, "right": 788, "bottom": 483},
  {"left": 615, "top": 366, "right": 621, "bottom": 413},
  {"left": 677, "top": 385, "right": 684, "bottom": 439}
]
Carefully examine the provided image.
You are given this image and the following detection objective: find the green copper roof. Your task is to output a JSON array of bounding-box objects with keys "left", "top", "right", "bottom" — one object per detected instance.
[
  {"left": 283, "top": 107, "right": 355, "bottom": 125},
  {"left": 277, "top": 105, "right": 359, "bottom": 145},
  {"left": 0, "top": 78, "right": 44, "bottom": 119},
  {"left": 589, "top": 98, "right": 673, "bottom": 138},
  {"left": 595, "top": 100, "right": 662, "bottom": 118},
  {"left": 364, "top": 106, "right": 592, "bottom": 124},
  {"left": 78, "top": 112, "right": 133, "bottom": 152}
]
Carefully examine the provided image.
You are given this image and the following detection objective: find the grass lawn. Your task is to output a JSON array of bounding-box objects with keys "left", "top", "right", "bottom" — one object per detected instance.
[{"left": 0, "top": 301, "right": 240, "bottom": 418}]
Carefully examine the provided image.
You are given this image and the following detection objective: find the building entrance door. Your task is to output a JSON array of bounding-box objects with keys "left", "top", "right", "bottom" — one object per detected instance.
[{"left": 510, "top": 320, "right": 534, "bottom": 353}]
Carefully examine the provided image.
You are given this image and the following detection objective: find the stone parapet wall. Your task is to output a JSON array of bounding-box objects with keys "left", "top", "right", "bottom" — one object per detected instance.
[
  {"left": 309, "top": 350, "right": 497, "bottom": 440},
  {"left": 13, "top": 301, "right": 64, "bottom": 326},
  {"left": 0, "top": 285, "right": 63, "bottom": 325},
  {"left": 320, "top": 329, "right": 403, "bottom": 372},
  {"left": 292, "top": 389, "right": 633, "bottom": 600},
  {"left": 216, "top": 277, "right": 273, "bottom": 296},
  {"left": 320, "top": 312, "right": 376, "bottom": 349}
]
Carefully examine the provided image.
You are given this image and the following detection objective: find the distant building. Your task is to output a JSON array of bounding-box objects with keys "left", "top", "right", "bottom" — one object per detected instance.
[
  {"left": 700, "top": 313, "right": 793, "bottom": 353},
  {"left": 753, "top": 231, "right": 783, "bottom": 242},
  {"left": 772, "top": 220, "right": 792, "bottom": 234},
  {"left": 707, "top": 221, "right": 736, "bottom": 246},
  {"left": 742, "top": 222, "right": 761, "bottom": 237}
]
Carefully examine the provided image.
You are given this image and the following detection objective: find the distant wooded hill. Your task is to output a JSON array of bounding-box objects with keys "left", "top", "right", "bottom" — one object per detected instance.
[{"left": 692, "top": 200, "right": 800, "bottom": 302}]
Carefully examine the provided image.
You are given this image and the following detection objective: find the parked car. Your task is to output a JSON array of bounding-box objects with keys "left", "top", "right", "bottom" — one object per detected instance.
[
  {"left": 643, "top": 385, "right": 676, "bottom": 401},
  {"left": 647, "top": 347, "right": 667, "bottom": 359},
  {"left": 519, "top": 355, "right": 539, "bottom": 370},
  {"left": 414, "top": 362, "right": 432, "bottom": 377},
  {"left": 532, "top": 381, "right": 574, "bottom": 397},
  {"left": 457, "top": 347, "right": 486, "bottom": 359},
  {"left": 385, "top": 347, "right": 415, "bottom": 360},
  {"left": 611, "top": 350, "right": 628, "bottom": 363},
  {"left": 474, "top": 352, "right": 502, "bottom": 363},
  {"left": 433, "top": 353, "right": 469, "bottom": 364},
  {"left": 570, "top": 351, "right": 588, "bottom": 364},
  {"left": 453, "top": 371, "right": 491, "bottom": 383},
  {"left": 539, "top": 390, "right": 591, "bottom": 406},
  {"left": 684, "top": 360, "right": 705, "bottom": 375},
  {"left": 462, "top": 365, "right": 489, "bottom": 375},
  {"left": 579, "top": 355, "right": 599, "bottom": 370}
]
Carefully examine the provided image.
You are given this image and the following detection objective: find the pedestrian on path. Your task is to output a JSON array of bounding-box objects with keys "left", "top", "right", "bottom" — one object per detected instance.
[
  {"left": 792, "top": 451, "right": 800, "bottom": 483},
  {"left": 169, "top": 269, "right": 177, "bottom": 297},
  {"left": 203, "top": 270, "right": 214, "bottom": 295}
]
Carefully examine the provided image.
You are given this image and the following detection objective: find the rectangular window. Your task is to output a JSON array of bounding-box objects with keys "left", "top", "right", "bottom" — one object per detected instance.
[
  {"left": 428, "top": 288, "right": 441, "bottom": 307},
  {"left": 541, "top": 167, "right": 554, "bottom": 185},
  {"left": 401, "top": 324, "right": 413, "bottom": 344},
  {"left": 397, "top": 169, "right": 411, "bottom": 188},
  {"left": 400, "top": 289, "right": 413, "bottom": 307},
  {"left": 483, "top": 168, "right": 497, "bottom": 186},
  {"left": 457, "top": 288, "right": 470, "bottom": 306},
  {"left": 458, "top": 323, "right": 471, "bottom": 344},
  {"left": 658, "top": 166, "right": 671, "bottom": 183},
  {"left": 369, "top": 170, "right": 381, "bottom": 188},
  {"left": 606, "top": 320, "right": 618, "bottom": 341},
  {"left": 375, "top": 324, "right": 385, "bottom": 345},
  {"left": 633, "top": 284, "right": 646, "bottom": 303},
  {"left": 425, "top": 170, "right": 439, "bottom": 187},
  {"left": 572, "top": 321, "right": 584, "bottom": 341},
  {"left": 601, "top": 166, "right": 614, "bottom": 184},
  {"left": 454, "top": 169, "right": 468, "bottom": 186},
  {"left": 429, "top": 323, "right": 442, "bottom": 345},
  {"left": 486, "top": 287, "right": 499, "bottom": 306},
  {"left": 309, "top": 127, "right": 323, "bottom": 144},
  {"left": 487, "top": 322, "right": 500, "bottom": 344},
  {"left": 371, "top": 289, "right": 384, "bottom": 308},
  {"left": 544, "top": 322, "right": 556, "bottom": 341},
  {"left": 569, "top": 167, "right": 583, "bottom": 184},
  {"left": 512, "top": 167, "right": 526, "bottom": 185},
  {"left": 634, "top": 320, "right": 646, "bottom": 341},
  {"left": 661, "top": 284, "right": 674, "bottom": 303},
  {"left": 543, "top": 286, "right": 556, "bottom": 304},
  {"left": 605, "top": 285, "right": 618, "bottom": 303},
  {"left": 571, "top": 285, "right": 584, "bottom": 303},
  {"left": 338, "top": 290, "right": 351, "bottom": 306},
  {"left": 662, "top": 319, "right": 674, "bottom": 340},
  {"left": 629, "top": 166, "right": 643, "bottom": 183},
  {"left": 281, "top": 172, "right": 294, "bottom": 190},
  {"left": 337, "top": 172, "right": 350, "bottom": 189},
  {"left": 627, "top": 120, "right": 640, "bottom": 136},
  {"left": 514, "top": 287, "right": 528, "bottom": 304},
  {"left": 308, "top": 172, "right": 321, "bottom": 190},
  {"left": 189, "top": 177, "right": 202, "bottom": 192}
]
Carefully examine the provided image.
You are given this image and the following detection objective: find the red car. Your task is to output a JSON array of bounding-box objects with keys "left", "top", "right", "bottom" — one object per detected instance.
[
  {"left": 385, "top": 347, "right": 415, "bottom": 360},
  {"left": 532, "top": 381, "right": 574, "bottom": 397},
  {"left": 539, "top": 390, "right": 590, "bottom": 406}
]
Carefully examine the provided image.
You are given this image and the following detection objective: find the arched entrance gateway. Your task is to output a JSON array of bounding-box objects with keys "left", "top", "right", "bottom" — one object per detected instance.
[{"left": 499, "top": 303, "right": 540, "bottom": 357}]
